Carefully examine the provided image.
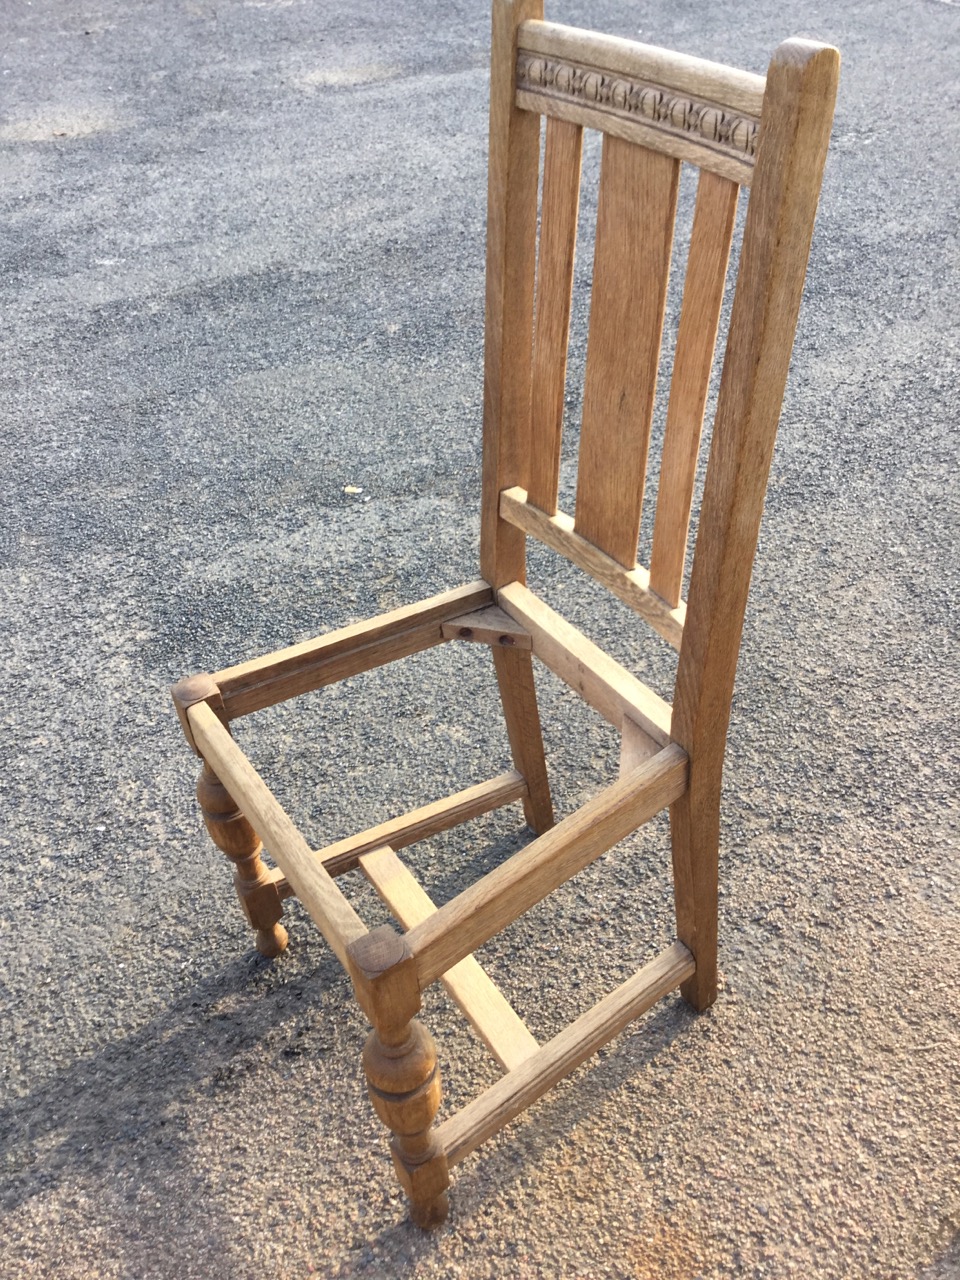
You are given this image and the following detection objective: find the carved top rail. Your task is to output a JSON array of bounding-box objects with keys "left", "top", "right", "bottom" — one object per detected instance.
[{"left": 516, "top": 21, "right": 766, "bottom": 185}]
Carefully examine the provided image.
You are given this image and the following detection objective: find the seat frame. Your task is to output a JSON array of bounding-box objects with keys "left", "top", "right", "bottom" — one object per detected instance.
[{"left": 171, "top": 0, "right": 838, "bottom": 1229}]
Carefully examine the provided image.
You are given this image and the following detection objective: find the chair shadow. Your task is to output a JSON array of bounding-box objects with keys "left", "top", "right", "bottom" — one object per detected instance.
[{"left": 1, "top": 941, "right": 349, "bottom": 1249}]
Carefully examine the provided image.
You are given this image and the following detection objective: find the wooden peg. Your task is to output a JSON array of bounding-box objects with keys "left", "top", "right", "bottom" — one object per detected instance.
[{"left": 196, "top": 762, "right": 288, "bottom": 957}]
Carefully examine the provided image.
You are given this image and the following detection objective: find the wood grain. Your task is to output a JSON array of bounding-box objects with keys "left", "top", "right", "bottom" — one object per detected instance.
[
  {"left": 440, "top": 605, "right": 532, "bottom": 649},
  {"left": 528, "top": 116, "right": 583, "bottom": 515},
  {"left": 437, "top": 940, "right": 695, "bottom": 1165},
  {"left": 269, "top": 772, "right": 529, "bottom": 888},
  {"left": 213, "top": 582, "right": 492, "bottom": 718},
  {"left": 359, "top": 846, "right": 539, "bottom": 1072},
  {"left": 187, "top": 700, "right": 367, "bottom": 967},
  {"left": 492, "top": 644, "right": 554, "bottom": 833},
  {"left": 480, "top": 0, "right": 545, "bottom": 588},
  {"left": 497, "top": 580, "right": 674, "bottom": 744},
  {"left": 574, "top": 135, "right": 679, "bottom": 568},
  {"left": 650, "top": 170, "right": 739, "bottom": 607},
  {"left": 500, "top": 486, "right": 685, "bottom": 648},
  {"left": 407, "top": 744, "right": 688, "bottom": 987},
  {"left": 517, "top": 22, "right": 766, "bottom": 118},
  {"left": 670, "top": 40, "right": 840, "bottom": 1010}
]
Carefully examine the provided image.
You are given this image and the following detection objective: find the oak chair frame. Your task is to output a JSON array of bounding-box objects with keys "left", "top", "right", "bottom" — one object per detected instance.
[{"left": 171, "top": 0, "right": 838, "bottom": 1229}]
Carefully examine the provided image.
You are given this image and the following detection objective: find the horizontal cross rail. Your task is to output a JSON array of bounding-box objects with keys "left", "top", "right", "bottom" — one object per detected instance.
[
  {"left": 268, "top": 772, "right": 529, "bottom": 886},
  {"left": 437, "top": 940, "right": 696, "bottom": 1166},
  {"left": 500, "top": 487, "right": 685, "bottom": 648},
  {"left": 359, "top": 847, "right": 539, "bottom": 1072},
  {"left": 213, "top": 581, "right": 494, "bottom": 717},
  {"left": 515, "top": 22, "right": 765, "bottom": 187},
  {"left": 406, "top": 743, "right": 688, "bottom": 987},
  {"left": 497, "top": 581, "right": 674, "bottom": 743}
]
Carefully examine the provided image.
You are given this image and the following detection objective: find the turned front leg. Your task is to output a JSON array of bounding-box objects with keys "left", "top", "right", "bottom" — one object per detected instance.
[
  {"left": 349, "top": 926, "right": 449, "bottom": 1228},
  {"left": 196, "top": 761, "right": 288, "bottom": 958}
]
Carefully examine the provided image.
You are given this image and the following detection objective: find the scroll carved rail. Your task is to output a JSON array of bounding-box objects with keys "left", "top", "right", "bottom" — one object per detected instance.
[{"left": 516, "top": 52, "right": 760, "bottom": 177}]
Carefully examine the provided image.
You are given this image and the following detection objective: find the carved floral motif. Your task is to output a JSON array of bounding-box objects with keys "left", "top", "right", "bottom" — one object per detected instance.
[{"left": 516, "top": 53, "right": 759, "bottom": 161}]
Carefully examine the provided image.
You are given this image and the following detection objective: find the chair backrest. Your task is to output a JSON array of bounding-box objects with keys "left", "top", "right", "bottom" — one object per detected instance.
[{"left": 480, "top": 0, "right": 839, "bottom": 765}]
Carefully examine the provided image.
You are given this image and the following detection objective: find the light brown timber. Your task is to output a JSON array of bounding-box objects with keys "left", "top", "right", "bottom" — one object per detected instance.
[
  {"left": 492, "top": 644, "right": 555, "bottom": 832},
  {"left": 619, "top": 714, "right": 660, "bottom": 777},
  {"left": 497, "top": 579, "right": 673, "bottom": 743},
  {"left": 517, "top": 22, "right": 766, "bottom": 119},
  {"left": 268, "top": 772, "right": 529, "bottom": 888},
  {"left": 574, "top": 136, "right": 679, "bottom": 568},
  {"left": 359, "top": 846, "right": 539, "bottom": 1072},
  {"left": 437, "top": 941, "right": 695, "bottom": 1166},
  {"left": 213, "top": 581, "right": 492, "bottom": 718},
  {"left": 349, "top": 927, "right": 450, "bottom": 1229},
  {"left": 187, "top": 700, "right": 367, "bottom": 968},
  {"left": 480, "top": 0, "right": 545, "bottom": 588},
  {"left": 670, "top": 40, "right": 840, "bottom": 1011},
  {"left": 515, "top": 24, "right": 764, "bottom": 186},
  {"left": 407, "top": 743, "right": 688, "bottom": 987},
  {"left": 527, "top": 116, "right": 583, "bottom": 514},
  {"left": 196, "top": 760, "right": 288, "bottom": 957},
  {"left": 649, "top": 170, "right": 739, "bottom": 607},
  {"left": 500, "top": 486, "right": 685, "bottom": 647},
  {"left": 440, "top": 604, "right": 532, "bottom": 649}
]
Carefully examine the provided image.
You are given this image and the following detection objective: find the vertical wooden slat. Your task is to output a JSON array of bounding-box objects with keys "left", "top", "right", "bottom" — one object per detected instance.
[
  {"left": 649, "top": 170, "right": 739, "bottom": 607},
  {"left": 574, "top": 136, "right": 680, "bottom": 569},
  {"left": 670, "top": 40, "right": 840, "bottom": 1012},
  {"left": 527, "top": 117, "right": 583, "bottom": 515},
  {"left": 480, "top": 0, "right": 545, "bottom": 589}
]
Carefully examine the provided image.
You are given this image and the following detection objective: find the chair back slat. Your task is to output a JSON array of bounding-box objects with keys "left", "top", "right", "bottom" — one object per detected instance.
[
  {"left": 528, "top": 117, "right": 583, "bottom": 515},
  {"left": 649, "top": 169, "right": 739, "bottom": 607},
  {"left": 574, "top": 136, "right": 679, "bottom": 569}
]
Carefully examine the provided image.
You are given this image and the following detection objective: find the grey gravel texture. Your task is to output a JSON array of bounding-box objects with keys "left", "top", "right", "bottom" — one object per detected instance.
[{"left": 2, "top": 0, "right": 958, "bottom": 1277}]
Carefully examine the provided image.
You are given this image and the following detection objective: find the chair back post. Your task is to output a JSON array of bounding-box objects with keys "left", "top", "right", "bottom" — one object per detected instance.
[
  {"left": 669, "top": 39, "right": 840, "bottom": 1010},
  {"left": 480, "top": 0, "right": 544, "bottom": 589}
]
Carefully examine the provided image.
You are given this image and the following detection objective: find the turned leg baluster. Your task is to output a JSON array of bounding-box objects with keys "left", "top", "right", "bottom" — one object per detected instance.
[
  {"left": 196, "top": 761, "right": 288, "bottom": 958},
  {"left": 349, "top": 926, "right": 449, "bottom": 1228}
]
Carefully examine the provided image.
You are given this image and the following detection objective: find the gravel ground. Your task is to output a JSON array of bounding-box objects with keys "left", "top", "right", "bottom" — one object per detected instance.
[{"left": 2, "top": 0, "right": 958, "bottom": 1277}]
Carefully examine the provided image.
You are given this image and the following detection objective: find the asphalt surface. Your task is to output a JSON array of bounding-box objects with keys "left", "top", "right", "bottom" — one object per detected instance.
[{"left": 2, "top": 1, "right": 958, "bottom": 1277}]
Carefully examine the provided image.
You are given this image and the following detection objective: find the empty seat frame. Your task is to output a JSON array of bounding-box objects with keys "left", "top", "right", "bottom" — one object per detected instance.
[{"left": 171, "top": 0, "right": 839, "bottom": 1229}]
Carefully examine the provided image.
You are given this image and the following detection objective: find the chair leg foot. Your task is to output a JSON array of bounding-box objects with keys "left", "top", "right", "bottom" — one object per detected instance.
[
  {"left": 363, "top": 1020, "right": 450, "bottom": 1229},
  {"left": 255, "top": 923, "right": 289, "bottom": 958},
  {"left": 196, "top": 761, "right": 287, "bottom": 956},
  {"left": 409, "top": 1189, "right": 449, "bottom": 1230}
]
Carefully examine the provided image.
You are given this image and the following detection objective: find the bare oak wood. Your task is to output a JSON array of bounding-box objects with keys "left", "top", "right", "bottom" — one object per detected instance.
[
  {"left": 269, "top": 772, "right": 529, "bottom": 888},
  {"left": 528, "top": 116, "right": 583, "bottom": 514},
  {"left": 440, "top": 605, "right": 533, "bottom": 649},
  {"left": 214, "top": 582, "right": 493, "bottom": 718},
  {"left": 437, "top": 941, "right": 695, "bottom": 1166},
  {"left": 187, "top": 700, "right": 367, "bottom": 967},
  {"left": 500, "top": 486, "right": 685, "bottom": 648},
  {"left": 515, "top": 23, "right": 764, "bottom": 186},
  {"left": 481, "top": 0, "right": 545, "bottom": 588},
  {"left": 492, "top": 644, "right": 554, "bottom": 832},
  {"left": 517, "top": 22, "right": 766, "bottom": 119},
  {"left": 497, "top": 580, "right": 673, "bottom": 743},
  {"left": 670, "top": 40, "right": 840, "bottom": 1010},
  {"left": 649, "top": 170, "right": 739, "bottom": 607},
  {"left": 407, "top": 744, "right": 688, "bottom": 987},
  {"left": 619, "top": 714, "right": 660, "bottom": 777},
  {"left": 574, "top": 136, "right": 679, "bottom": 568},
  {"left": 359, "top": 847, "right": 539, "bottom": 1072}
]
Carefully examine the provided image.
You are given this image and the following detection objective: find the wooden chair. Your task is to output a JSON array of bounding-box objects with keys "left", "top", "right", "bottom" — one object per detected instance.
[{"left": 171, "top": 1, "right": 838, "bottom": 1229}]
